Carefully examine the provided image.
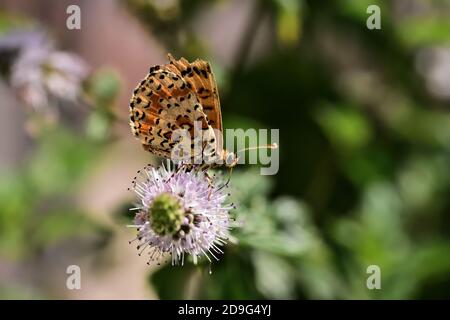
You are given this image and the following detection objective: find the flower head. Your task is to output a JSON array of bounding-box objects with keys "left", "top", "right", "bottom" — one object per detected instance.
[
  {"left": 128, "top": 162, "right": 234, "bottom": 266},
  {"left": 1, "top": 30, "right": 89, "bottom": 118}
]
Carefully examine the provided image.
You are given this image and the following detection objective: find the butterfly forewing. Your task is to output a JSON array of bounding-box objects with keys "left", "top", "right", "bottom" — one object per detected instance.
[{"left": 129, "top": 55, "right": 224, "bottom": 165}]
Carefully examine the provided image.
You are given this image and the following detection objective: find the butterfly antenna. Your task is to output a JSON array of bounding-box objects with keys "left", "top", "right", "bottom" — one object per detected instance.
[{"left": 236, "top": 143, "right": 278, "bottom": 155}]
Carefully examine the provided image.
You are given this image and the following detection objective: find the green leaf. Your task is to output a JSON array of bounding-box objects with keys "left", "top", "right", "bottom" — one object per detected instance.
[
  {"left": 275, "top": 0, "right": 302, "bottom": 45},
  {"left": 151, "top": 263, "right": 198, "bottom": 299},
  {"left": 316, "top": 104, "right": 373, "bottom": 150},
  {"left": 30, "top": 210, "right": 109, "bottom": 249},
  {"left": 88, "top": 68, "right": 121, "bottom": 107},
  {"left": 28, "top": 127, "right": 99, "bottom": 196},
  {"left": 397, "top": 17, "right": 450, "bottom": 47}
]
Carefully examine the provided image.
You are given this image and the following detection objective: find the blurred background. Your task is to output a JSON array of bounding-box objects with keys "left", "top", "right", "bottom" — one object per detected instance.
[{"left": 0, "top": 0, "right": 450, "bottom": 299}]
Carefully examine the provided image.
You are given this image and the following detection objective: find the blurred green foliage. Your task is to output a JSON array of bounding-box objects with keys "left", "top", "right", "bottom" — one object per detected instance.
[
  {"left": 0, "top": 128, "right": 106, "bottom": 259},
  {"left": 0, "top": 52, "right": 115, "bottom": 296},
  {"left": 1, "top": 0, "right": 450, "bottom": 299},
  {"left": 127, "top": 0, "right": 450, "bottom": 299}
]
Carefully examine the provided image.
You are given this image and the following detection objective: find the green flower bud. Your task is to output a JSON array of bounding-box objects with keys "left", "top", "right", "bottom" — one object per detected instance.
[{"left": 149, "top": 193, "right": 184, "bottom": 236}]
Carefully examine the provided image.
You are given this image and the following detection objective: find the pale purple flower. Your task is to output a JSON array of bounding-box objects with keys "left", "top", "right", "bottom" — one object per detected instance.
[
  {"left": 1, "top": 30, "right": 89, "bottom": 117},
  {"left": 128, "top": 162, "right": 234, "bottom": 266}
]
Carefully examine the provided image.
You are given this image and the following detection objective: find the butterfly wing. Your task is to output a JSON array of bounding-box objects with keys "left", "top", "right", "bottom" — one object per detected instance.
[
  {"left": 129, "top": 63, "right": 220, "bottom": 163},
  {"left": 166, "top": 54, "right": 224, "bottom": 153}
]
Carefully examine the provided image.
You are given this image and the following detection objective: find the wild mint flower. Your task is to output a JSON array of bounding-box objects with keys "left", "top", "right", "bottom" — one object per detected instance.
[
  {"left": 0, "top": 30, "right": 89, "bottom": 118},
  {"left": 128, "top": 162, "right": 235, "bottom": 266}
]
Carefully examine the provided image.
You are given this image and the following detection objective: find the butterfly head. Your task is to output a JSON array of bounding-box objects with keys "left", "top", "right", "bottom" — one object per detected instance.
[{"left": 224, "top": 150, "right": 239, "bottom": 168}]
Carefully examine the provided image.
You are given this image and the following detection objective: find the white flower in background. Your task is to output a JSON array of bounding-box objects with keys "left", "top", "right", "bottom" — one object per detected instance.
[
  {"left": 416, "top": 47, "right": 450, "bottom": 101},
  {"left": 0, "top": 30, "right": 89, "bottom": 116}
]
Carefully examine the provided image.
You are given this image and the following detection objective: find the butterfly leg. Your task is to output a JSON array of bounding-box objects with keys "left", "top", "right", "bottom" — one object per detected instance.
[{"left": 202, "top": 170, "right": 215, "bottom": 200}]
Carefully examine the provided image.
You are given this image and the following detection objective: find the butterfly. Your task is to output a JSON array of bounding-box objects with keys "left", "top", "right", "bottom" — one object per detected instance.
[
  {"left": 129, "top": 53, "right": 238, "bottom": 169},
  {"left": 129, "top": 54, "right": 277, "bottom": 172}
]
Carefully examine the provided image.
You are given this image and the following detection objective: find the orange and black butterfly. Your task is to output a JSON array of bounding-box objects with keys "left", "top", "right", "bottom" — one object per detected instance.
[{"left": 129, "top": 54, "right": 276, "bottom": 169}]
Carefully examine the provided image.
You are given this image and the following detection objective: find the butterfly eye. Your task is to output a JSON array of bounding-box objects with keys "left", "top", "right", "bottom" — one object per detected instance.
[{"left": 225, "top": 153, "right": 236, "bottom": 166}]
